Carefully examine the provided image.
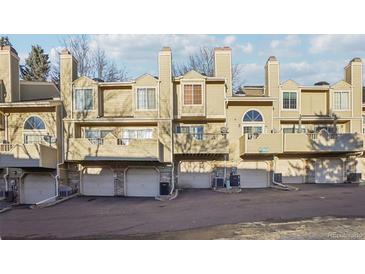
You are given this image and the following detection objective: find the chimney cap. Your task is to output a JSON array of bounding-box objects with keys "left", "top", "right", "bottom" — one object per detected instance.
[
  {"left": 214, "top": 46, "right": 231, "bottom": 51},
  {"left": 161, "top": 47, "right": 171, "bottom": 51},
  {"left": 267, "top": 56, "right": 277, "bottom": 62},
  {"left": 60, "top": 48, "right": 72, "bottom": 55},
  {"left": 0, "top": 45, "right": 18, "bottom": 55},
  {"left": 350, "top": 57, "right": 362, "bottom": 63}
]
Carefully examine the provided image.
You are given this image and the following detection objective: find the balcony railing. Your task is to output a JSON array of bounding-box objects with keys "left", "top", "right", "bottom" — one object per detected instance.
[
  {"left": 174, "top": 133, "right": 229, "bottom": 154},
  {"left": 240, "top": 132, "right": 364, "bottom": 157},
  {"left": 0, "top": 143, "right": 57, "bottom": 168},
  {"left": 66, "top": 137, "right": 162, "bottom": 161}
]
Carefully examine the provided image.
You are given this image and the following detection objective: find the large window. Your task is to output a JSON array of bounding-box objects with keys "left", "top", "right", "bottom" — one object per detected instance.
[
  {"left": 242, "top": 110, "right": 264, "bottom": 139},
  {"left": 176, "top": 126, "right": 204, "bottom": 140},
  {"left": 333, "top": 91, "right": 349, "bottom": 110},
  {"left": 183, "top": 84, "right": 202, "bottom": 105},
  {"left": 85, "top": 129, "right": 113, "bottom": 145},
  {"left": 136, "top": 88, "right": 156, "bottom": 110},
  {"left": 282, "top": 91, "right": 297, "bottom": 109},
  {"left": 23, "top": 116, "right": 54, "bottom": 145},
  {"left": 74, "top": 89, "right": 93, "bottom": 111},
  {"left": 121, "top": 128, "right": 153, "bottom": 145}
]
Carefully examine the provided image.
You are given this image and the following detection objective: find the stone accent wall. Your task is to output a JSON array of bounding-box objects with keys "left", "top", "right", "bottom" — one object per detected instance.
[{"left": 114, "top": 168, "right": 125, "bottom": 196}]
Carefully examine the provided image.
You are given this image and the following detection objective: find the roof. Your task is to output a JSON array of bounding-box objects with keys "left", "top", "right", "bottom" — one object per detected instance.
[{"left": 20, "top": 81, "right": 60, "bottom": 101}]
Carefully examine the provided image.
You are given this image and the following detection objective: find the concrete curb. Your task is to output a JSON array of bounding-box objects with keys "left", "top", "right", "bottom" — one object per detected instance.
[
  {"left": 32, "top": 193, "right": 79, "bottom": 209},
  {"left": 0, "top": 206, "right": 12, "bottom": 214}
]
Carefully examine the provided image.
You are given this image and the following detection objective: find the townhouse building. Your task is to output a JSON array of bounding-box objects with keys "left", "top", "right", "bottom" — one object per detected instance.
[{"left": 0, "top": 43, "right": 364, "bottom": 204}]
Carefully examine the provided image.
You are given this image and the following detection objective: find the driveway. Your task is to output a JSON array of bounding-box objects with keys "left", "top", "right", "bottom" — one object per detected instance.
[{"left": 1, "top": 184, "right": 365, "bottom": 239}]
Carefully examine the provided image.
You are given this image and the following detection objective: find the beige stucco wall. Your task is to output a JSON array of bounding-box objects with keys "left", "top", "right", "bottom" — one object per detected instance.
[
  {"left": 300, "top": 91, "right": 328, "bottom": 116},
  {"left": 227, "top": 102, "right": 273, "bottom": 161},
  {"left": 103, "top": 87, "right": 133, "bottom": 117}
]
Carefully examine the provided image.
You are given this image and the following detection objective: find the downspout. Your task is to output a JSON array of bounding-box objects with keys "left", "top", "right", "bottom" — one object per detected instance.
[{"left": 3, "top": 167, "right": 9, "bottom": 192}]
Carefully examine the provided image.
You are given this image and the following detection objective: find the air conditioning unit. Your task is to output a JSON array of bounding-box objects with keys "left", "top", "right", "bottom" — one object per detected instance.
[{"left": 213, "top": 177, "right": 225, "bottom": 188}]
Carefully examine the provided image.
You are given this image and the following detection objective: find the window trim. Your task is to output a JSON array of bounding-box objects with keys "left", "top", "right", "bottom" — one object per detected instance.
[
  {"left": 281, "top": 90, "right": 298, "bottom": 111},
  {"left": 242, "top": 109, "right": 265, "bottom": 123},
  {"left": 332, "top": 90, "right": 350, "bottom": 111},
  {"left": 182, "top": 83, "right": 204, "bottom": 106},
  {"left": 135, "top": 86, "right": 158, "bottom": 111},
  {"left": 73, "top": 87, "right": 95, "bottom": 112}
]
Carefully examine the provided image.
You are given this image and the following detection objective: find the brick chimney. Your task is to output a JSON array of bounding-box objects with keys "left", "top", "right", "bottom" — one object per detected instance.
[{"left": 0, "top": 45, "right": 20, "bottom": 102}]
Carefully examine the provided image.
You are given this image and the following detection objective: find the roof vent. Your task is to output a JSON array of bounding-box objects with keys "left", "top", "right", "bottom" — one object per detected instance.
[
  {"left": 314, "top": 81, "right": 329, "bottom": 86},
  {"left": 92, "top": 78, "right": 104, "bottom": 82}
]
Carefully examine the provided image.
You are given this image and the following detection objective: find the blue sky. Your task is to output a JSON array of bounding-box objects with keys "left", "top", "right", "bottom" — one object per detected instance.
[{"left": 4, "top": 34, "right": 365, "bottom": 85}]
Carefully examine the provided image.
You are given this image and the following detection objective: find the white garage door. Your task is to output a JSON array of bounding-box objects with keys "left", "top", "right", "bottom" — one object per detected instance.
[
  {"left": 21, "top": 173, "right": 55, "bottom": 204},
  {"left": 82, "top": 168, "right": 115, "bottom": 196},
  {"left": 276, "top": 159, "right": 305, "bottom": 184},
  {"left": 315, "top": 159, "right": 343, "bottom": 184},
  {"left": 126, "top": 168, "right": 159, "bottom": 197},
  {"left": 179, "top": 161, "right": 212, "bottom": 188},
  {"left": 237, "top": 161, "right": 269, "bottom": 188}
]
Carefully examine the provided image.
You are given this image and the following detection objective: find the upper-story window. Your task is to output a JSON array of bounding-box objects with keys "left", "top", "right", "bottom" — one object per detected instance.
[
  {"left": 74, "top": 89, "right": 93, "bottom": 111},
  {"left": 23, "top": 116, "right": 54, "bottom": 144},
  {"left": 242, "top": 110, "right": 264, "bottom": 139},
  {"left": 183, "top": 84, "right": 202, "bottom": 105},
  {"left": 176, "top": 125, "right": 204, "bottom": 140},
  {"left": 333, "top": 91, "right": 349, "bottom": 110},
  {"left": 24, "top": 116, "right": 45, "bottom": 130},
  {"left": 136, "top": 88, "right": 157, "bottom": 110},
  {"left": 282, "top": 91, "right": 297, "bottom": 110}
]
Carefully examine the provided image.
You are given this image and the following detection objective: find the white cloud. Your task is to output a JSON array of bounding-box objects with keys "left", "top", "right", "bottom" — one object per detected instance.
[
  {"left": 223, "top": 35, "right": 236, "bottom": 45},
  {"left": 309, "top": 34, "right": 365, "bottom": 54},
  {"left": 89, "top": 34, "right": 219, "bottom": 77},
  {"left": 270, "top": 35, "right": 300, "bottom": 49},
  {"left": 239, "top": 42, "right": 253, "bottom": 54},
  {"left": 257, "top": 35, "right": 302, "bottom": 58}
]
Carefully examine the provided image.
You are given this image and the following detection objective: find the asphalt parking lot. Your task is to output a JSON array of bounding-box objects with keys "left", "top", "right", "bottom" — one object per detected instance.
[{"left": 1, "top": 184, "right": 365, "bottom": 239}]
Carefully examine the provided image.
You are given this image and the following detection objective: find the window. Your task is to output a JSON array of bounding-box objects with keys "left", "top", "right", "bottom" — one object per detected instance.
[
  {"left": 74, "top": 89, "right": 93, "bottom": 111},
  {"left": 282, "top": 91, "right": 297, "bottom": 109},
  {"left": 121, "top": 129, "right": 153, "bottom": 144},
  {"left": 136, "top": 88, "right": 156, "bottom": 110},
  {"left": 183, "top": 84, "right": 202, "bottom": 105},
  {"left": 85, "top": 129, "right": 113, "bottom": 145},
  {"left": 24, "top": 116, "right": 45, "bottom": 130},
  {"left": 176, "top": 126, "right": 204, "bottom": 140},
  {"left": 23, "top": 116, "right": 54, "bottom": 145},
  {"left": 333, "top": 91, "right": 349, "bottom": 110},
  {"left": 243, "top": 110, "right": 263, "bottom": 122},
  {"left": 281, "top": 124, "right": 306, "bottom": 133}
]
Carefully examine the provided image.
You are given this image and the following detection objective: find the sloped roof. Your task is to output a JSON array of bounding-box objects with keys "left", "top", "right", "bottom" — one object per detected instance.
[{"left": 20, "top": 80, "right": 59, "bottom": 101}]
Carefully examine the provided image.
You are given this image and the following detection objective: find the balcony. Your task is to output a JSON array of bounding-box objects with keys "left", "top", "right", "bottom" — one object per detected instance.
[
  {"left": 239, "top": 132, "right": 363, "bottom": 157},
  {"left": 239, "top": 133, "right": 283, "bottom": 156},
  {"left": 174, "top": 133, "right": 229, "bottom": 155},
  {"left": 66, "top": 137, "right": 162, "bottom": 161},
  {"left": 0, "top": 143, "right": 57, "bottom": 169},
  {"left": 284, "top": 132, "right": 363, "bottom": 153}
]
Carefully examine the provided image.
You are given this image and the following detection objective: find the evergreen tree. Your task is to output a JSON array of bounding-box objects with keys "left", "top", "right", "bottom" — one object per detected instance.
[
  {"left": 21, "top": 45, "right": 50, "bottom": 81},
  {"left": 0, "top": 36, "right": 12, "bottom": 47}
]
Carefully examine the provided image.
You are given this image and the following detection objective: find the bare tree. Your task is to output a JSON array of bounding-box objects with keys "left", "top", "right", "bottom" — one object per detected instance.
[
  {"left": 173, "top": 47, "right": 244, "bottom": 93},
  {"left": 104, "top": 62, "right": 128, "bottom": 82},
  {"left": 60, "top": 35, "right": 129, "bottom": 82},
  {"left": 92, "top": 46, "right": 108, "bottom": 80},
  {"left": 62, "top": 35, "right": 92, "bottom": 77}
]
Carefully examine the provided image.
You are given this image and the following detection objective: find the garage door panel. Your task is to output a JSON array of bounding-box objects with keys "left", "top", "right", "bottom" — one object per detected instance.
[
  {"left": 238, "top": 169, "right": 268, "bottom": 188},
  {"left": 126, "top": 168, "right": 159, "bottom": 197},
  {"left": 22, "top": 174, "right": 55, "bottom": 204},
  {"left": 315, "top": 159, "right": 343, "bottom": 184},
  {"left": 82, "top": 168, "right": 114, "bottom": 196},
  {"left": 179, "top": 161, "right": 212, "bottom": 189}
]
